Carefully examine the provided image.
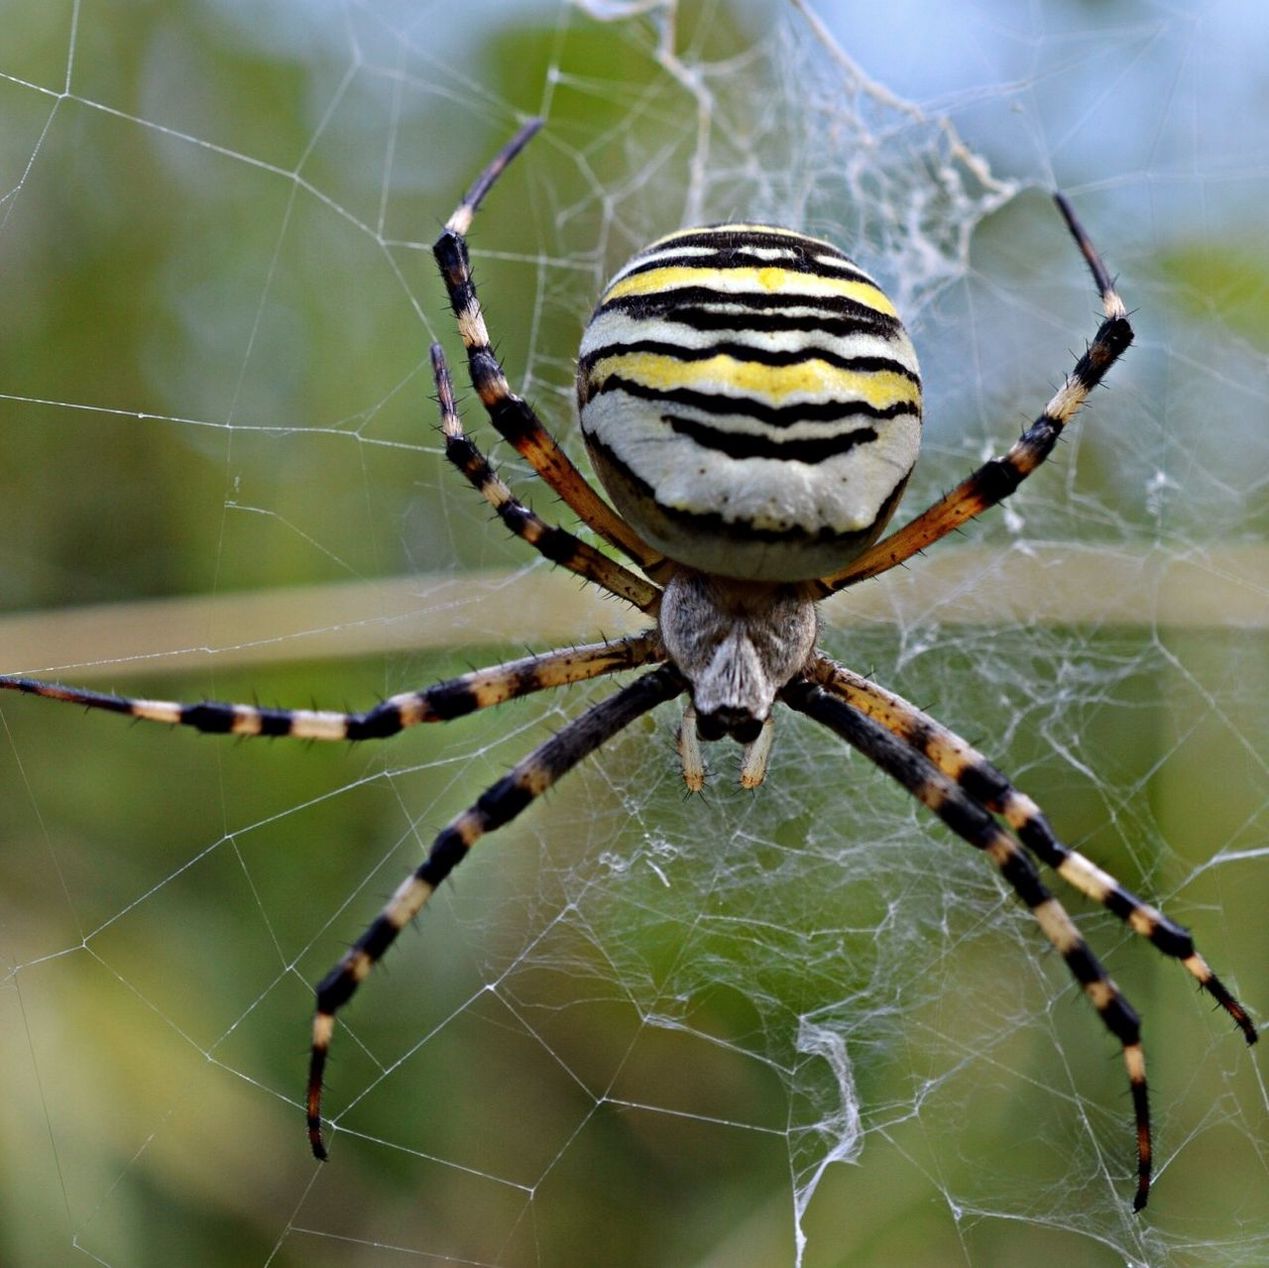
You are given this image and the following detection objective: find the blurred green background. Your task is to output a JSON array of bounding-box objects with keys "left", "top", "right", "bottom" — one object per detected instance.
[{"left": 1, "top": 2, "right": 1265, "bottom": 1265}]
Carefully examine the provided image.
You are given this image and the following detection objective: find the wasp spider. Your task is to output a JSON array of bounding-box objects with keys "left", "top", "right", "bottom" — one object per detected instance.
[{"left": 2, "top": 120, "right": 1256, "bottom": 1211}]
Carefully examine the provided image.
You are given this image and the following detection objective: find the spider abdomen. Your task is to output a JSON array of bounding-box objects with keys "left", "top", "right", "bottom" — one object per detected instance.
[{"left": 577, "top": 224, "right": 922, "bottom": 581}]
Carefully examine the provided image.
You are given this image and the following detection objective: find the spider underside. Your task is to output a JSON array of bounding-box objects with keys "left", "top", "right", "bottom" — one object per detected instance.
[{"left": 1, "top": 119, "right": 1256, "bottom": 1214}]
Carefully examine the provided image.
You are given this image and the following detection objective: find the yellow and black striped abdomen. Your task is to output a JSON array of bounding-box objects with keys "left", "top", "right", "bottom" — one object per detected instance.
[{"left": 577, "top": 224, "right": 922, "bottom": 581}]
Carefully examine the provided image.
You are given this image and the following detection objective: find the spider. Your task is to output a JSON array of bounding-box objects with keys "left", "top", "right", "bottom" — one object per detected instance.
[{"left": 1, "top": 119, "right": 1256, "bottom": 1211}]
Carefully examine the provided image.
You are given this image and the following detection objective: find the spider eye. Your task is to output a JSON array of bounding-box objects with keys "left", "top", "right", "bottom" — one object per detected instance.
[{"left": 577, "top": 223, "right": 922, "bottom": 582}]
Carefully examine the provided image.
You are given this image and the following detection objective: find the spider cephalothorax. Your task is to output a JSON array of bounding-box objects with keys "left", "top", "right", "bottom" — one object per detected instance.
[
  {"left": 659, "top": 572, "right": 816, "bottom": 743},
  {"left": 1, "top": 118, "right": 1255, "bottom": 1212}
]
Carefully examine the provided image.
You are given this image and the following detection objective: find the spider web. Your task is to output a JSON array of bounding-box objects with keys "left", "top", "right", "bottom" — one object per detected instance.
[{"left": 1, "top": 1, "right": 1265, "bottom": 1265}]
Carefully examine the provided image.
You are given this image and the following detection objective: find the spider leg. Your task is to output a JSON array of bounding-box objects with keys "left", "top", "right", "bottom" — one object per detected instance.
[
  {"left": 306, "top": 661, "right": 686, "bottom": 1158},
  {"left": 814, "top": 194, "right": 1134, "bottom": 596},
  {"left": 0, "top": 631, "right": 664, "bottom": 740},
  {"left": 432, "top": 120, "right": 668, "bottom": 576},
  {"left": 808, "top": 654, "right": 1258, "bottom": 1046},
  {"left": 432, "top": 343, "right": 661, "bottom": 613},
  {"left": 782, "top": 676, "right": 1155, "bottom": 1211}
]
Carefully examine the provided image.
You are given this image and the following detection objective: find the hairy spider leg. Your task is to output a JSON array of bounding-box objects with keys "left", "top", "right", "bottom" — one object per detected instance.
[
  {"left": 0, "top": 634, "right": 664, "bottom": 740},
  {"left": 808, "top": 654, "right": 1258, "bottom": 1045},
  {"left": 814, "top": 194, "right": 1133, "bottom": 595},
  {"left": 432, "top": 343, "right": 661, "bottom": 613},
  {"left": 306, "top": 662, "right": 686, "bottom": 1157},
  {"left": 432, "top": 119, "right": 668, "bottom": 576},
  {"left": 782, "top": 676, "right": 1155, "bottom": 1210}
]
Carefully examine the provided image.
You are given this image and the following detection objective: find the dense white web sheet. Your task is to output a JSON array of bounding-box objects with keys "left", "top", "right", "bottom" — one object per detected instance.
[{"left": 1, "top": 2, "right": 1265, "bottom": 1265}]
